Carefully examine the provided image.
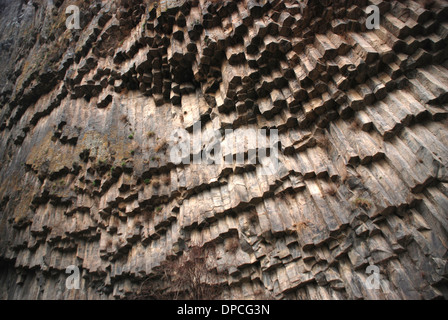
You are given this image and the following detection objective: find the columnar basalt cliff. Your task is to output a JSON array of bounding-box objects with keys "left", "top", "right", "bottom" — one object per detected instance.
[{"left": 0, "top": 0, "right": 448, "bottom": 300}]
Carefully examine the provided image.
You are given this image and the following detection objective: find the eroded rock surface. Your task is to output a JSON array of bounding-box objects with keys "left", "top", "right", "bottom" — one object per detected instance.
[{"left": 0, "top": 0, "right": 448, "bottom": 299}]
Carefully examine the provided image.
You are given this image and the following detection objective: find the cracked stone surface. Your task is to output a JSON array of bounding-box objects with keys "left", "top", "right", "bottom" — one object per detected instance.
[{"left": 0, "top": 0, "right": 448, "bottom": 299}]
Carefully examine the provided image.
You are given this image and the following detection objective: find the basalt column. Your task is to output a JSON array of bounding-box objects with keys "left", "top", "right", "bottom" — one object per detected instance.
[{"left": 0, "top": 0, "right": 448, "bottom": 300}]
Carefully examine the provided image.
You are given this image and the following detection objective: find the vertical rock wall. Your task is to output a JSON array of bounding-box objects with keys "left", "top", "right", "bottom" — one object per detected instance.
[{"left": 0, "top": 0, "right": 447, "bottom": 299}]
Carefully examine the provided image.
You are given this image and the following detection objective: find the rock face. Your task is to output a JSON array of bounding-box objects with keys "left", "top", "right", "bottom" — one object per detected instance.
[{"left": 0, "top": 0, "right": 448, "bottom": 300}]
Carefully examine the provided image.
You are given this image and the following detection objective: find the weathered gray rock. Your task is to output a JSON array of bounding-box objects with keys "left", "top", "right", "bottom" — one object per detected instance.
[{"left": 0, "top": 0, "right": 447, "bottom": 301}]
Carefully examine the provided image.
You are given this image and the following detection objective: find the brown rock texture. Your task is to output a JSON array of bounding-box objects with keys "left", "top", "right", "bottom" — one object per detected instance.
[{"left": 0, "top": 0, "right": 448, "bottom": 299}]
